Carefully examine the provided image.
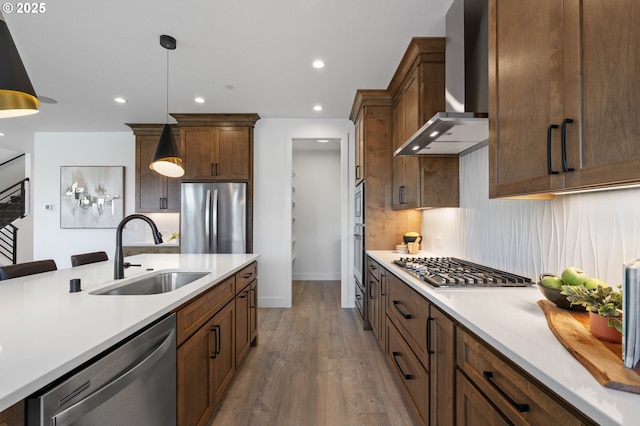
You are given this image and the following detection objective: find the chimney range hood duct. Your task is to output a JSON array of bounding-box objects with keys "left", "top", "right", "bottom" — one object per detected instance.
[{"left": 395, "top": 0, "right": 488, "bottom": 156}]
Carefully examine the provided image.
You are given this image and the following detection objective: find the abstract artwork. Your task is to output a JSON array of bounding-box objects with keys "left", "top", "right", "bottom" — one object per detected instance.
[{"left": 60, "top": 166, "right": 124, "bottom": 229}]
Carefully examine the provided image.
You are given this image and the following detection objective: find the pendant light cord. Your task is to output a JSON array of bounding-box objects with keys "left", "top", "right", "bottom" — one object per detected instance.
[{"left": 165, "top": 48, "right": 169, "bottom": 124}]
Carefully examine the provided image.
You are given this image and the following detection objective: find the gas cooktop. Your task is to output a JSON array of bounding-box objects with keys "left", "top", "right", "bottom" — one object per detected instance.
[{"left": 392, "top": 257, "right": 533, "bottom": 288}]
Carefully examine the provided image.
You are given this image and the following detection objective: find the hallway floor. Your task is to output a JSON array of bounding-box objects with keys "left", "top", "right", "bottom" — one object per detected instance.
[{"left": 208, "top": 280, "right": 417, "bottom": 425}]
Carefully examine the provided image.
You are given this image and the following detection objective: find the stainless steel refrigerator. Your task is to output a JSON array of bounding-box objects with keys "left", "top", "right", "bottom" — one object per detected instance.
[{"left": 180, "top": 182, "right": 246, "bottom": 253}]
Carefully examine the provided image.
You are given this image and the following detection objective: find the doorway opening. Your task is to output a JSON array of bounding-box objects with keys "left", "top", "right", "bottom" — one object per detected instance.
[{"left": 291, "top": 138, "right": 341, "bottom": 306}]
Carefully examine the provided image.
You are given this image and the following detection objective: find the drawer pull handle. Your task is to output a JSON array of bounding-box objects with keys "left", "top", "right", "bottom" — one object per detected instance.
[
  {"left": 355, "top": 293, "right": 362, "bottom": 300},
  {"left": 426, "top": 317, "right": 435, "bottom": 355},
  {"left": 392, "top": 300, "right": 412, "bottom": 319},
  {"left": 369, "top": 281, "right": 376, "bottom": 299},
  {"left": 239, "top": 291, "right": 249, "bottom": 299},
  {"left": 210, "top": 326, "right": 219, "bottom": 359},
  {"left": 392, "top": 352, "right": 412, "bottom": 380},
  {"left": 243, "top": 273, "right": 253, "bottom": 279},
  {"left": 483, "top": 371, "right": 530, "bottom": 413}
]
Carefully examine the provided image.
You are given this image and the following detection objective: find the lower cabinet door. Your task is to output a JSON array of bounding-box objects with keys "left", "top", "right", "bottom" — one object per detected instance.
[
  {"left": 212, "top": 301, "right": 236, "bottom": 406},
  {"left": 177, "top": 320, "right": 215, "bottom": 426},
  {"left": 250, "top": 279, "right": 258, "bottom": 343},
  {"left": 387, "top": 318, "right": 429, "bottom": 424},
  {"left": 456, "top": 370, "right": 511, "bottom": 426},
  {"left": 235, "top": 284, "right": 251, "bottom": 365}
]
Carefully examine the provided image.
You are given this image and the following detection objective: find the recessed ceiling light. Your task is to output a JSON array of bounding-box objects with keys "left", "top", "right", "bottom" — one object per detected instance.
[
  {"left": 313, "top": 105, "right": 323, "bottom": 111},
  {"left": 312, "top": 60, "right": 325, "bottom": 69},
  {"left": 114, "top": 97, "right": 127, "bottom": 104},
  {"left": 430, "top": 131, "right": 439, "bottom": 137},
  {"left": 194, "top": 97, "right": 206, "bottom": 104},
  {"left": 317, "top": 139, "right": 329, "bottom": 143},
  {"left": 0, "top": 132, "right": 5, "bottom": 137}
]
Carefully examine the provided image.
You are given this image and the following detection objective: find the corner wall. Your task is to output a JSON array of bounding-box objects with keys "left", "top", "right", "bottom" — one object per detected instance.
[{"left": 253, "top": 119, "right": 354, "bottom": 308}]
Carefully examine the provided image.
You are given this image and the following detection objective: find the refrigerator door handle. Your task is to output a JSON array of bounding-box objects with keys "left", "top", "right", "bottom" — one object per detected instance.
[
  {"left": 205, "top": 189, "right": 211, "bottom": 252},
  {"left": 211, "top": 189, "right": 219, "bottom": 253}
]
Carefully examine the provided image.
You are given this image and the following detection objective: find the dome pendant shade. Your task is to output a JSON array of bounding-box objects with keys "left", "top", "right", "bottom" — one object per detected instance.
[
  {"left": 0, "top": 12, "right": 39, "bottom": 118},
  {"left": 150, "top": 123, "right": 185, "bottom": 178}
]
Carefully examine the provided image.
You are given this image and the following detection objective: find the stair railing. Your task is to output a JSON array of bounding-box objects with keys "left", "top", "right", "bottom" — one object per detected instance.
[
  {"left": 0, "top": 217, "right": 18, "bottom": 264},
  {"left": 0, "top": 177, "right": 29, "bottom": 264}
]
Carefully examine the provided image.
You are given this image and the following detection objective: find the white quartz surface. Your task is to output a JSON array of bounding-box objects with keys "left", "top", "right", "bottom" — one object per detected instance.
[
  {"left": 0, "top": 253, "right": 259, "bottom": 412},
  {"left": 368, "top": 250, "right": 637, "bottom": 426}
]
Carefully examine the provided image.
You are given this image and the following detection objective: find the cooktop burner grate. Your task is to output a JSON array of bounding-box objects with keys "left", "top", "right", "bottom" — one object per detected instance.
[{"left": 392, "top": 257, "right": 533, "bottom": 288}]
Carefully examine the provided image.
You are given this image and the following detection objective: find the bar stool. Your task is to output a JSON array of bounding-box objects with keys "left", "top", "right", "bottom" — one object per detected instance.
[
  {"left": 0, "top": 259, "right": 58, "bottom": 281},
  {"left": 70, "top": 251, "right": 109, "bottom": 267}
]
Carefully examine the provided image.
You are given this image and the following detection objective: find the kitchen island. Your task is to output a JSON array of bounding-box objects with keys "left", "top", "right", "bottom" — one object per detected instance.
[
  {"left": 368, "top": 250, "right": 638, "bottom": 426},
  {"left": 0, "top": 253, "right": 259, "bottom": 414}
]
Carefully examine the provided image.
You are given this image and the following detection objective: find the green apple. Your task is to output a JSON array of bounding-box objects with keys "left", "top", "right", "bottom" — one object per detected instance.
[
  {"left": 541, "top": 275, "right": 563, "bottom": 290},
  {"left": 584, "top": 277, "right": 609, "bottom": 289},
  {"left": 561, "top": 267, "right": 588, "bottom": 286}
]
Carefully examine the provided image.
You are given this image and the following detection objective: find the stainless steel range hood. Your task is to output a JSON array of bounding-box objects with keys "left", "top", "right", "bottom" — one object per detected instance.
[{"left": 395, "top": 0, "right": 488, "bottom": 156}]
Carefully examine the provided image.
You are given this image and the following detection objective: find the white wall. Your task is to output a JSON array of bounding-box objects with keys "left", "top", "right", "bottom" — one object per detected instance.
[
  {"left": 292, "top": 145, "right": 341, "bottom": 280},
  {"left": 32, "top": 132, "right": 180, "bottom": 269},
  {"left": 254, "top": 119, "right": 354, "bottom": 308},
  {"left": 422, "top": 145, "right": 640, "bottom": 286}
]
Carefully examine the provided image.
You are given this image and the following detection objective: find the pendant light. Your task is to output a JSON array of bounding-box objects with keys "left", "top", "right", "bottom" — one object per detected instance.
[
  {"left": 0, "top": 11, "right": 39, "bottom": 118},
  {"left": 150, "top": 34, "right": 184, "bottom": 178}
]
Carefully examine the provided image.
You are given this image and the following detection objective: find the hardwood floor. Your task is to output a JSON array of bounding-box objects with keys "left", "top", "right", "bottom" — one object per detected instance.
[{"left": 209, "top": 280, "right": 417, "bottom": 426}]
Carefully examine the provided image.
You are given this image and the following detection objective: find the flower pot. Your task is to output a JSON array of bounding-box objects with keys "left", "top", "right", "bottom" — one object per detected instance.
[{"left": 588, "top": 311, "right": 622, "bottom": 343}]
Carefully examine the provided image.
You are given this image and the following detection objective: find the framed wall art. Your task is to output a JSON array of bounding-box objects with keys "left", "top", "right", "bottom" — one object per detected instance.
[{"left": 60, "top": 166, "right": 124, "bottom": 229}]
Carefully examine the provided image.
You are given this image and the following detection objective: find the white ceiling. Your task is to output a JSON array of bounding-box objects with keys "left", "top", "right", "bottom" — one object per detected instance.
[{"left": 0, "top": 0, "right": 452, "bottom": 144}]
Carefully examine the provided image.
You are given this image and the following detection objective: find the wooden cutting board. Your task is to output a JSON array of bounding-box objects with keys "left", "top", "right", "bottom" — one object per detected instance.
[{"left": 537, "top": 299, "right": 640, "bottom": 393}]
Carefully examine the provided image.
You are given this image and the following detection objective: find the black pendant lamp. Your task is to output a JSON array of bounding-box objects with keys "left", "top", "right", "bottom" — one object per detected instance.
[
  {"left": 149, "top": 34, "right": 184, "bottom": 178},
  {"left": 0, "top": 11, "right": 39, "bottom": 118}
]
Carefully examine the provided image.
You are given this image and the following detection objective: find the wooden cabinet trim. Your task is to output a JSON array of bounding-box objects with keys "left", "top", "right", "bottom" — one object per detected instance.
[
  {"left": 235, "top": 262, "right": 257, "bottom": 292},
  {"left": 386, "top": 273, "right": 429, "bottom": 370},
  {"left": 387, "top": 318, "right": 429, "bottom": 424},
  {"left": 175, "top": 276, "right": 235, "bottom": 346},
  {"left": 457, "top": 326, "right": 595, "bottom": 425},
  {"left": 172, "top": 113, "right": 260, "bottom": 127}
]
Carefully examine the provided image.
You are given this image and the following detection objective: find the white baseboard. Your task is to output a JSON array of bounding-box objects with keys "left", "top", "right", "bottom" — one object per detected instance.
[{"left": 292, "top": 272, "right": 341, "bottom": 281}]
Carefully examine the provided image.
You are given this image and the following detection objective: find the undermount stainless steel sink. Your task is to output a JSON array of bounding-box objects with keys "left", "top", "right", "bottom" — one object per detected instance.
[{"left": 91, "top": 271, "right": 210, "bottom": 295}]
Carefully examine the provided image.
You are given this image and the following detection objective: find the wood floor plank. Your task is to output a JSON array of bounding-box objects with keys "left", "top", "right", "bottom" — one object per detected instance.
[{"left": 209, "top": 280, "right": 417, "bottom": 426}]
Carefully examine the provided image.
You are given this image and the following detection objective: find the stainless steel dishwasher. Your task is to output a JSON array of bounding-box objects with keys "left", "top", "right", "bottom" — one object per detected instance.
[{"left": 27, "top": 313, "right": 177, "bottom": 426}]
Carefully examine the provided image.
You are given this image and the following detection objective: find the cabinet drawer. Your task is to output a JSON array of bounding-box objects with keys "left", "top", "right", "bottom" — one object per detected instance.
[
  {"left": 236, "top": 262, "right": 257, "bottom": 292},
  {"left": 367, "top": 257, "right": 381, "bottom": 282},
  {"left": 175, "top": 276, "right": 235, "bottom": 346},
  {"left": 387, "top": 273, "right": 429, "bottom": 369},
  {"left": 457, "top": 327, "right": 590, "bottom": 425},
  {"left": 387, "top": 319, "right": 429, "bottom": 425}
]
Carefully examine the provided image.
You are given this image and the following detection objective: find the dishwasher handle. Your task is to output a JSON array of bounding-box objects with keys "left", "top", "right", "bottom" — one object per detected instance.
[{"left": 51, "top": 327, "right": 175, "bottom": 426}]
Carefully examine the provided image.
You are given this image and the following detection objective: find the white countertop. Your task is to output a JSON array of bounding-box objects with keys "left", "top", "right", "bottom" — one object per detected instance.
[
  {"left": 0, "top": 253, "right": 259, "bottom": 412},
  {"left": 368, "top": 250, "right": 638, "bottom": 426}
]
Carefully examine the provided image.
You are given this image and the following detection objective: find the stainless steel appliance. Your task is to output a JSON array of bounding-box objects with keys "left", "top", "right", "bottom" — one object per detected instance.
[
  {"left": 27, "top": 314, "right": 177, "bottom": 426},
  {"left": 393, "top": 257, "right": 532, "bottom": 288},
  {"left": 354, "top": 182, "right": 365, "bottom": 320},
  {"left": 180, "top": 182, "right": 247, "bottom": 254}
]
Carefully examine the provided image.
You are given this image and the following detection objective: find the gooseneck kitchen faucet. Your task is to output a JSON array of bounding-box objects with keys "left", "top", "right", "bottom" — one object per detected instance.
[{"left": 114, "top": 214, "right": 163, "bottom": 279}]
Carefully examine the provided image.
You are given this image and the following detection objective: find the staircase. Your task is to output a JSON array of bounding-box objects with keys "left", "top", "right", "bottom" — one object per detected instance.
[{"left": 0, "top": 153, "right": 29, "bottom": 265}]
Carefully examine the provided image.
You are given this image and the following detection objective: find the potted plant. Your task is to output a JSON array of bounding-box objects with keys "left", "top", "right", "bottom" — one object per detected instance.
[{"left": 561, "top": 283, "right": 623, "bottom": 343}]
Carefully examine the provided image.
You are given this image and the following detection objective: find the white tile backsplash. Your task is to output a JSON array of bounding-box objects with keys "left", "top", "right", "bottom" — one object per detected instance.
[{"left": 422, "top": 145, "right": 640, "bottom": 285}]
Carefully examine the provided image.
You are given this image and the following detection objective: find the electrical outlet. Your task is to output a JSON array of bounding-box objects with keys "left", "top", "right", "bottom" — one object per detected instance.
[{"left": 434, "top": 237, "right": 442, "bottom": 249}]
